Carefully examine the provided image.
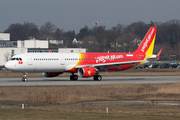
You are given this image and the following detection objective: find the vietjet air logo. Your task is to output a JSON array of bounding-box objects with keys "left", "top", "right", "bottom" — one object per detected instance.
[
  {"left": 95, "top": 55, "right": 123, "bottom": 63},
  {"left": 141, "top": 28, "right": 154, "bottom": 53}
]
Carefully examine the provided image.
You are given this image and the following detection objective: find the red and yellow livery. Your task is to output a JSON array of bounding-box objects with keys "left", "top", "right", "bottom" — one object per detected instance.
[{"left": 5, "top": 27, "right": 163, "bottom": 82}]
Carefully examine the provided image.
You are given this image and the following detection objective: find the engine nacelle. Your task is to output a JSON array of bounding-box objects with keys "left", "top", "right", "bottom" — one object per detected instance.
[
  {"left": 43, "top": 72, "right": 63, "bottom": 77},
  {"left": 78, "top": 67, "right": 97, "bottom": 78}
]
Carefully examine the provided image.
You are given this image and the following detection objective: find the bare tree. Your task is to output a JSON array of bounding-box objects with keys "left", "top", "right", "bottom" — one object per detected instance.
[
  {"left": 81, "top": 35, "right": 99, "bottom": 52},
  {"left": 4, "top": 52, "right": 11, "bottom": 62},
  {"left": 40, "top": 21, "right": 58, "bottom": 39}
]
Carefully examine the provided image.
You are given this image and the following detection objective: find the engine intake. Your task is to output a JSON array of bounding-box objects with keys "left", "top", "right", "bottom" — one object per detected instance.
[
  {"left": 43, "top": 72, "right": 63, "bottom": 77},
  {"left": 78, "top": 67, "right": 97, "bottom": 78}
]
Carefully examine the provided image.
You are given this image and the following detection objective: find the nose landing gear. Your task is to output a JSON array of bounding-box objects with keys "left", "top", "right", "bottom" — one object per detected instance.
[{"left": 22, "top": 73, "right": 28, "bottom": 82}]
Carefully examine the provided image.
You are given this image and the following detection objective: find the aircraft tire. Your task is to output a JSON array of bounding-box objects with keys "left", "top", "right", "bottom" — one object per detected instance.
[
  {"left": 74, "top": 75, "right": 78, "bottom": 80},
  {"left": 97, "top": 75, "right": 102, "bottom": 81},
  {"left": 70, "top": 75, "right": 78, "bottom": 81},
  {"left": 94, "top": 75, "right": 102, "bottom": 81},
  {"left": 93, "top": 75, "right": 98, "bottom": 81},
  {"left": 22, "top": 78, "right": 27, "bottom": 82},
  {"left": 70, "top": 75, "right": 73, "bottom": 80}
]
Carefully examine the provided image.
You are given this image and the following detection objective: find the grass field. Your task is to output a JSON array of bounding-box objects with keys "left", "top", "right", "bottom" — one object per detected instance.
[
  {"left": 1, "top": 105, "right": 180, "bottom": 120},
  {"left": 1, "top": 83, "right": 180, "bottom": 104}
]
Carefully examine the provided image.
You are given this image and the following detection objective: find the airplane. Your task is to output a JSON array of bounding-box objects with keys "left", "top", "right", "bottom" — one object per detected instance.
[{"left": 5, "top": 27, "right": 163, "bottom": 82}]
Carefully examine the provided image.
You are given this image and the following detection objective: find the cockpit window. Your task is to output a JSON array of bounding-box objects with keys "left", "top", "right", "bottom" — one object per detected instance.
[
  {"left": 11, "top": 58, "right": 16, "bottom": 60},
  {"left": 10, "top": 58, "right": 23, "bottom": 61}
]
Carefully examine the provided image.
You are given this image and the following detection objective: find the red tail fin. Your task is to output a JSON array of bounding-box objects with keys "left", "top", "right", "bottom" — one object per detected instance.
[{"left": 134, "top": 27, "right": 157, "bottom": 55}]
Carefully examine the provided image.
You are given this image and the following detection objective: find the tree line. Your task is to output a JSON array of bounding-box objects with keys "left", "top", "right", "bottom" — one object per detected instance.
[{"left": 3, "top": 19, "right": 180, "bottom": 61}]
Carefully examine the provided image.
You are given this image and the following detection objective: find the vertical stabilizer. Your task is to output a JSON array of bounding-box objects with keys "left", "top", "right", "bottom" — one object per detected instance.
[{"left": 134, "top": 27, "right": 157, "bottom": 57}]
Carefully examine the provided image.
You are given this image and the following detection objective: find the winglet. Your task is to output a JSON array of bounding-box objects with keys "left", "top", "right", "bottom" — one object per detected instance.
[{"left": 156, "top": 48, "right": 163, "bottom": 59}]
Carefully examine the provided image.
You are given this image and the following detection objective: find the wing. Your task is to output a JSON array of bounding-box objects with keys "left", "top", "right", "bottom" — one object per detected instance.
[{"left": 75, "top": 60, "right": 145, "bottom": 70}]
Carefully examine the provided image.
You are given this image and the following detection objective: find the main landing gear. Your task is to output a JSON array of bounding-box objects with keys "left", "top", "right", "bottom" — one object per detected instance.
[
  {"left": 70, "top": 73, "right": 78, "bottom": 81},
  {"left": 93, "top": 75, "right": 102, "bottom": 81},
  {"left": 70, "top": 73, "right": 102, "bottom": 81},
  {"left": 22, "top": 73, "right": 28, "bottom": 82}
]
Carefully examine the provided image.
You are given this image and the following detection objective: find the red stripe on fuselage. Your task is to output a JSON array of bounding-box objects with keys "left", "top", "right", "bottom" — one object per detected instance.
[
  {"left": 77, "top": 53, "right": 143, "bottom": 65},
  {"left": 67, "top": 52, "right": 145, "bottom": 72}
]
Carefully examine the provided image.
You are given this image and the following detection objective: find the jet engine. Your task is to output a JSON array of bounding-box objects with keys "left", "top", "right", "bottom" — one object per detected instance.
[
  {"left": 78, "top": 67, "right": 97, "bottom": 78},
  {"left": 43, "top": 72, "right": 63, "bottom": 77}
]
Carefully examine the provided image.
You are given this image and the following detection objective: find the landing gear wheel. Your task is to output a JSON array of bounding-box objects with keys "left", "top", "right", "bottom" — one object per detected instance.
[
  {"left": 22, "top": 73, "right": 28, "bottom": 82},
  {"left": 70, "top": 75, "right": 78, "bottom": 81},
  {"left": 97, "top": 75, "right": 102, "bottom": 81},
  {"left": 94, "top": 75, "right": 102, "bottom": 81},
  {"left": 22, "top": 78, "right": 27, "bottom": 82},
  {"left": 74, "top": 75, "right": 78, "bottom": 80},
  {"left": 93, "top": 75, "right": 98, "bottom": 81}
]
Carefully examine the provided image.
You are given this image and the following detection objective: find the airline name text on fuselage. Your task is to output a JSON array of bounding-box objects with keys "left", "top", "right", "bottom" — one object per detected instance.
[
  {"left": 141, "top": 28, "right": 154, "bottom": 53},
  {"left": 95, "top": 55, "right": 123, "bottom": 63}
]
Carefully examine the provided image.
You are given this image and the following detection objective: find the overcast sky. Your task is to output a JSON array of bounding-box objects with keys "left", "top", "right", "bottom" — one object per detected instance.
[{"left": 0, "top": 0, "right": 180, "bottom": 33}]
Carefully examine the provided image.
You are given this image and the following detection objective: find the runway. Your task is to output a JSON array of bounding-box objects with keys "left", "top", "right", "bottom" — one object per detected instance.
[{"left": 0, "top": 76, "right": 180, "bottom": 86}]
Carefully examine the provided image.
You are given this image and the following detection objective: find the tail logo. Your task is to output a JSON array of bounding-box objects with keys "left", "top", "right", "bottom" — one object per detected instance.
[{"left": 141, "top": 28, "right": 154, "bottom": 53}]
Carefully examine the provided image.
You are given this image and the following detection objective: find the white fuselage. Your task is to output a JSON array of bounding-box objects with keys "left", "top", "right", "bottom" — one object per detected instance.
[{"left": 5, "top": 53, "right": 79, "bottom": 72}]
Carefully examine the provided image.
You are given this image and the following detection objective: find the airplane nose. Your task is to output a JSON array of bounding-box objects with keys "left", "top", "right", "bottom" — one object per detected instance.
[{"left": 5, "top": 62, "right": 11, "bottom": 70}]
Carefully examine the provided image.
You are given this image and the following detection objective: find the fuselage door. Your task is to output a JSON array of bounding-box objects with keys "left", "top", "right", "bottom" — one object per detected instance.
[
  {"left": 136, "top": 55, "right": 140, "bottom": 60},
  {"left": 27, "top": 55, "right": 33, "bottom": 65},
  {"left": 60, "top": 55, "right": 65, "bottom": 65},
  {"left": 136, "top": 54, "right": 145, "bottom": 60}
]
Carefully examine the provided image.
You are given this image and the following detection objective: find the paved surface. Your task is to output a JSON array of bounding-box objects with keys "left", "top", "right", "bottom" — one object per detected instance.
[
  {"left": 0, "top": 76, "right": 180, "bottom": 86},
  {"left": 0, "top": 100, "right": 180, "bottom": 107}
]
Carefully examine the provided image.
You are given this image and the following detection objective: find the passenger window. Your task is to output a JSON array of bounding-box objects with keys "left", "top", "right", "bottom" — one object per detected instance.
[{"left": 19, "top": 58, "right": 22, "bottom": 61}]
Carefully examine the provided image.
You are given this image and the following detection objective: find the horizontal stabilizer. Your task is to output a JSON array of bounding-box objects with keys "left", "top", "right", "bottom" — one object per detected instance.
[
  {"left": 156, "top": 48, "right": 163, "bottom": 59},
  {"left": 146, "top": 48, "right": 163, "bottom": 61}
]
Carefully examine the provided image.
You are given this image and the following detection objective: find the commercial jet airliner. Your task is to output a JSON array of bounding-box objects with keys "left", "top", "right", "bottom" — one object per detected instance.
[{"left": 5, "top": 27, "right": 163, "bottom": 82}]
